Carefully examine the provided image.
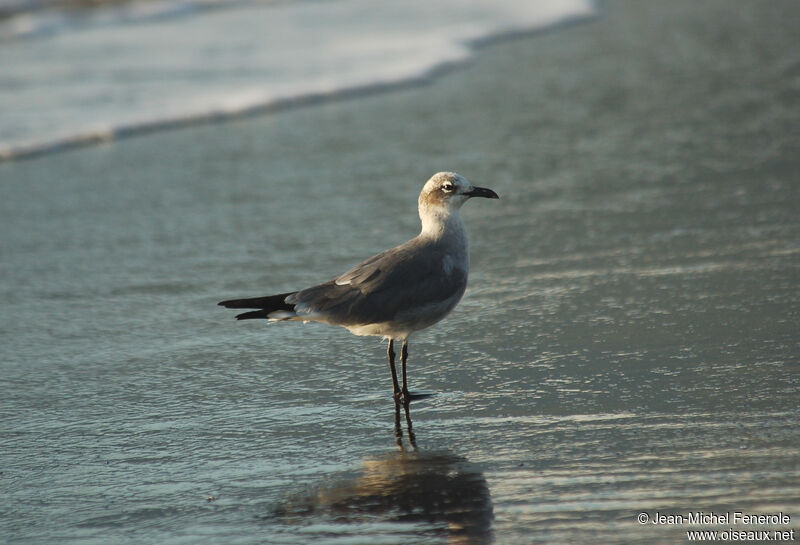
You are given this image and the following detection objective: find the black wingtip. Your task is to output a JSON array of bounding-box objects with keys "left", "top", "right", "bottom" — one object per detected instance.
[
  {"left": 234, "top": 309, "right": 272, "bottom": 320},
  {"left": 218, "top": 292, "right": 297, "bottom": 310}
]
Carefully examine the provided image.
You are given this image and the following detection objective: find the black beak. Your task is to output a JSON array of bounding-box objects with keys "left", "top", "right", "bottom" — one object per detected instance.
[{"left": 465, "top": 186, "right": 499, "bottom": 199}]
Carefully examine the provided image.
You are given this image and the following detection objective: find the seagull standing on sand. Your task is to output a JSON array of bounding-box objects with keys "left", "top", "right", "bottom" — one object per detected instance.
[{"left": 219, "top": 172, "right": 499, "bottom": 403}]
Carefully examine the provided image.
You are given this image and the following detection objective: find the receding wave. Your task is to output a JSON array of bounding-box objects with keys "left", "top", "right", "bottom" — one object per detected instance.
[
  {"left": 0, "top": 0, "right": 595, "bottom": 162},
  {"left": 0, "top": 0, "right": 255, "bottom": 40}
]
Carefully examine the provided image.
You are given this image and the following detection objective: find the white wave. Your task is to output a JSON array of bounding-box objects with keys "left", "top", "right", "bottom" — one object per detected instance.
[
  {"left": 0, "top": 0, "right": 595, "bottom": 161},
  {"left": 0, "top": 0, "right": 252, "bottom": 41}
]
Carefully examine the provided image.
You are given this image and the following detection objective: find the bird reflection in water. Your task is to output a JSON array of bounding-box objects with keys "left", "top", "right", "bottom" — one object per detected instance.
[
  {"left": 395, "top": 396, "right": 418, "bottom": 449},
  {"left": 272, "top": 401, "right": 494, "bottom": 544}
]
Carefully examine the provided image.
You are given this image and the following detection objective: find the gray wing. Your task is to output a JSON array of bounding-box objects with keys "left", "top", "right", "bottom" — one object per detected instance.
[{"left": 286, "top": 239, "right": 467, "bottom": 326}]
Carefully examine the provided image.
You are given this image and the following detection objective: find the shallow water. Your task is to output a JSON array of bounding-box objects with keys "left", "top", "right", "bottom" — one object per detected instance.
[{"left": 2, "top": 0, "right": 800, "bottom": 543}]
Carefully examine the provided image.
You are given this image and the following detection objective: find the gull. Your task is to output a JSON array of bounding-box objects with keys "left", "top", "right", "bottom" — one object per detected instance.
[{"left": 219, "top": 172, "right": 499, "bottom": 403}]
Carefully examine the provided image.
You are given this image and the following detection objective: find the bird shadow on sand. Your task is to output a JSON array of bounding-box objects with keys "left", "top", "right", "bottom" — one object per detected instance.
[{"left": 269, "top": 401, "right": 495, "bottom": 544}]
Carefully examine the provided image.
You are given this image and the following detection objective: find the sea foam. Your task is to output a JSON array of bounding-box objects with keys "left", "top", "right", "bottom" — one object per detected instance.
[{"left": 0, "top": 0, "right": 594, "bottom": 161}]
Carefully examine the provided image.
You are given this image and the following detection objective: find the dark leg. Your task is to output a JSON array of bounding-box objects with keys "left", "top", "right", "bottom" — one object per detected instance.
[
  {"left": 387, "top": 339, "right": 401, "bottom": 398},
  {"left": 400, "top": 339, "right": 410, "bottom": 401}
]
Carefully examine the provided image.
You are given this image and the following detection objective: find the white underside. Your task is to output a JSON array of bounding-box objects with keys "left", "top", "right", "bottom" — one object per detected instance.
[{"left": 267, "top": 293, "right": 461, "bottom": 341}]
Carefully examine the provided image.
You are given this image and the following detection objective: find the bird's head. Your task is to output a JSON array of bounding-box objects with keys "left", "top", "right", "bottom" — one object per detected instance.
[
  {"left": 417, "top": 172, "right": 499, "bottom": 237},
  {"left": 419, "top": 172, "right": 499, "bottom": 213}
]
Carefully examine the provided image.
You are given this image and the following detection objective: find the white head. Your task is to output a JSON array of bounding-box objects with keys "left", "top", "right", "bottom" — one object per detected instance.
[{"left": 418, "top": 172, "right": 498, "bottom": 231}]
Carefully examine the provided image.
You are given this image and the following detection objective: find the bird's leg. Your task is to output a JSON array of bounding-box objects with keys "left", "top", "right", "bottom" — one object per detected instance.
[
  {"left": 400, "top": 339, "right": 410, "bottom": 402},
  {"left": 387, "top": 339, "right": 401, "bottom": 399}
]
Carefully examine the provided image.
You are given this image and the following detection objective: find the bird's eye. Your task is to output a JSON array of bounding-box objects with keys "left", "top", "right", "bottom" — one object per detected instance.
[{"left": 441, "top": 182, "right": 455, "bottom": 192}]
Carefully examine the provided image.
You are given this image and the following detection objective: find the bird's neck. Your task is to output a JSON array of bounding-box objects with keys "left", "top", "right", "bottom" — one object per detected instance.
[{"left": 418, "top": 206, "right": 468, "bottom": 246}]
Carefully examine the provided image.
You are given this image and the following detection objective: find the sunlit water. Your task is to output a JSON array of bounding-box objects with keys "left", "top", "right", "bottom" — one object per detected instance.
[{"left": 2, "top": 0, "right": 799, "bottom": 543}]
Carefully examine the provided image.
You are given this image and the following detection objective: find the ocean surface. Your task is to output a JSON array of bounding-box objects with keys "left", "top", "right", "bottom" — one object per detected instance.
[
  {"left": 0, "top": 0, "right": 593, "bottom": 160},
  {"left": 2, "top": 0, "right": 800, "bottom": 544}
]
